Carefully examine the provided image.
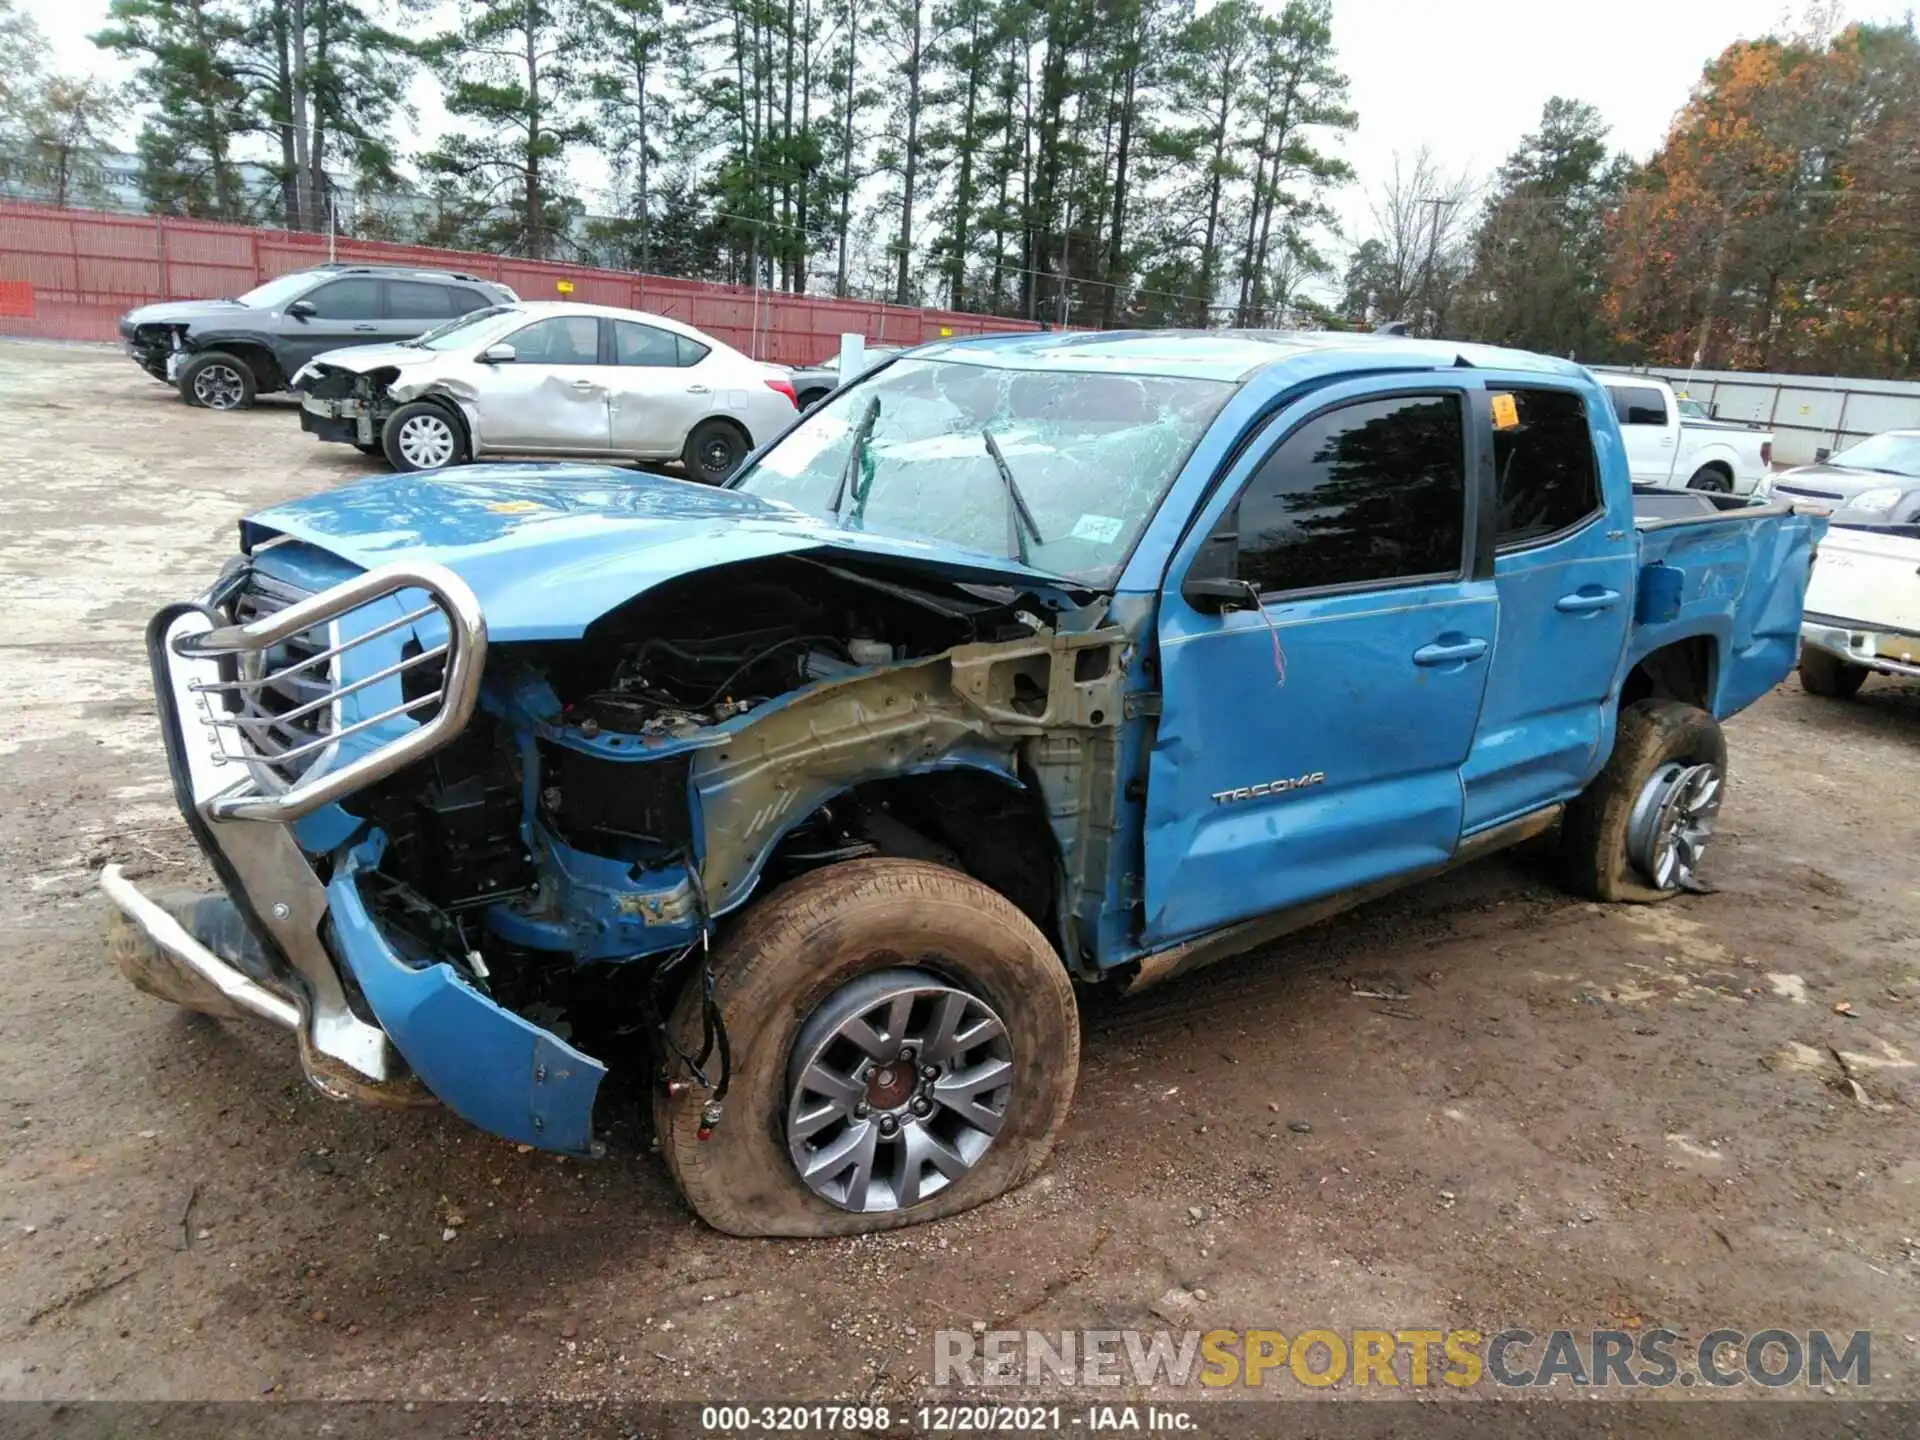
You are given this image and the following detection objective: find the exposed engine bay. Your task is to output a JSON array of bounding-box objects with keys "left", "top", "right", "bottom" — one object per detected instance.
[{"left": 343, "top": 554, "right": 1129, "bottom": 1033}]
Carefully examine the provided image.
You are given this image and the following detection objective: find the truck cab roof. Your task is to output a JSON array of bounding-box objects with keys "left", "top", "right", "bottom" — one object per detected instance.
[{"left": 913, "top": 328, "right": 1593, "bottom": 385}]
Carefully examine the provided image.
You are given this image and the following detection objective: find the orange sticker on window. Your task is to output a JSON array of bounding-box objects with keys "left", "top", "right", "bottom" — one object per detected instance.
[{"left": 1491, "top": 392, "right": 1520, "bottom": 430}]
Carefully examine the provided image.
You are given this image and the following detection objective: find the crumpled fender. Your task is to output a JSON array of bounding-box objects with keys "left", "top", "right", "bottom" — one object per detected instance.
[{"left": 328, "top": 836, "right": 605, "bottom": 1155}]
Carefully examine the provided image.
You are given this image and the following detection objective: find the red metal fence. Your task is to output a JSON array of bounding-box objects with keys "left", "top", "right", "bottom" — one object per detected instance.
[{"left": 0, "top": 201, "right": 1043, "bottom": 363}]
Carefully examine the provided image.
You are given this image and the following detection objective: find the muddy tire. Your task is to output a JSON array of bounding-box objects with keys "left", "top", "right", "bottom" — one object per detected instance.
[
  {"left": 177, "top": 351, "right": 256, "bottom": 411},
  {"left": 1561, "top": 699, "right": 1728, "bottom": 904},
  {"left": 1798, "top": 647, "right": 1868, "bottom": 699},
  {"left": 682, "top": 418, "right": 750, "bottom": 483},
  {"left": 655, "top": 858, "right": 1079, "bottom": 1237},
  {"left": 382, "top": 401, "right": 468, "bottom": 472}
]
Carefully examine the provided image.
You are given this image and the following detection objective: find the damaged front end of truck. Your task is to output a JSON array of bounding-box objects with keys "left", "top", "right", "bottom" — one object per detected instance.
[{"left": 102, "top": 468, "right": 1140, "bottom": 1162}]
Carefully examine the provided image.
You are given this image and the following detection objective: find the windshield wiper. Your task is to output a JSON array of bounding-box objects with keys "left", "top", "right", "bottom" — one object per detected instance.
[
  {"left": 828, "top": 395, "right": 882, "bottom": 519},
  {"left": 982, "top": 428, "right": 1044, "bottom": 564}
]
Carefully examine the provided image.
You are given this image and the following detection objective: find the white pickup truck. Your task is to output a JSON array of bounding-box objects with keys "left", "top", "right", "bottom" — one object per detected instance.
[
  {"left": 1594, "top": 372, "right": 1775, "bottom": 494},
  {"left": 1798, "top": 483, "right": 1920, "bottom": 698}
]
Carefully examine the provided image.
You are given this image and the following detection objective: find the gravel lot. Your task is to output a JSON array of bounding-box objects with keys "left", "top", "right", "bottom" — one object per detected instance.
[{"left": 3, "top": 339, "right": 1920, "bottom": 1420}]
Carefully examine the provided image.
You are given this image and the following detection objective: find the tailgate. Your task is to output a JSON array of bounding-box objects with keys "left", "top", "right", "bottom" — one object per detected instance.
[{"left": 1805, "top": 525, "right": 1920, "bottom": 635}]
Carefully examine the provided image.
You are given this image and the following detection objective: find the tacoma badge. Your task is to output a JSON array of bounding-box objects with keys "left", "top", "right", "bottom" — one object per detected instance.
[{"left": 1210, "top": 772, "right": 1327, "bottom": 804}]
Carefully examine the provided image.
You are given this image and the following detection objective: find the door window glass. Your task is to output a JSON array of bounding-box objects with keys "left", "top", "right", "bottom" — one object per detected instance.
[
  {"left": 1610, "top": 385, "right": 1669, "bottom": 426},
  {"left": 305, "top": 279, "right": 382, "bottom": 319},
  {"left": 1228, "top": 394, "right": 1467, "bottom": 595},
  {"left": 506, "top": 316, "right": 600, "bottom": 365},
  {"left": 611, "top": 321, "right": 680, "bottom": 367},
  {"left": 1493, "top": 389, "right": 1603, "bottom": 546},
  {"left": 387, "top": 280, "right": 460, "bottom": 318}
]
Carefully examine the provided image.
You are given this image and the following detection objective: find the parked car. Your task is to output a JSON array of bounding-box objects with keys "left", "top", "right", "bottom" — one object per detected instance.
[
  {"left": 102, "top": 331, "right": 1821, "bottom": 1237},
  {"left": 291, "top": 301, "right": 797, "bottom": 481},
  {"left": 118, "top": 264, "right": 519, "bottom": 412},
  {"left": 1761, "top": 427, "right": 1920, "bottom": 513},
  {"left": 1797, "top": 482, "right": 1920, "bottom": 698},
  {"left": 1593, "top": 372, "right": 1775, "bottom": 493},
  {"left": 785, "top": 344, "right": 905, "bottom": 410}
]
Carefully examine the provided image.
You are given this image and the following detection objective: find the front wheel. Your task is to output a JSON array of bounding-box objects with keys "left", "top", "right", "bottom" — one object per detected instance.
[
  {"left": 682, "top": 418, "right": 749, "bottom": 483},
  {"left": 1798, "top": 647, "right": 1869, "bottom": 699},
  {"left": 655, "top": 859, "right": 1080, "bottom": 1237},
  {"left": 382, "top": 402, "right": 468, "bottom": 472},
  {"left": 177, "top": 351, "right": 256, "bottom": 411},
  {"left": 1561, "top": 699, "right": 1727, "bottom": 903}
]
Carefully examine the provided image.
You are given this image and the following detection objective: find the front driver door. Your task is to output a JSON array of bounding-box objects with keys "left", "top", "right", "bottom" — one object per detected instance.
[
  {"left": 1142, "top": 380, "right": 1498, "bottom": 946},
  {"left": 472, "top": 314, "right": 612, "bottom": 454},
  {"left": 282, "top": 277, "right": 384, "bottom": 369}
]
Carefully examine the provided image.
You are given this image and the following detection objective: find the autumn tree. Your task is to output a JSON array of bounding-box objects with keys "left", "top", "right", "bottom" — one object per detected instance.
[{"left": 1602, "top": 19, "right": 1920, "bottom": 376}]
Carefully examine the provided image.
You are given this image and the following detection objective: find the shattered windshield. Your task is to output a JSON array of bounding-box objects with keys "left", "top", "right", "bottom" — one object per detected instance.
[{"left": 731, "top": 357, "right": 1232, "bottom": 584}]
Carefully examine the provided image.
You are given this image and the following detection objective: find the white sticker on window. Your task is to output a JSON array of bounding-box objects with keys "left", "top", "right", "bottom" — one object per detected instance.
[{"left": 1070, "top": 513, "right": 1124, "bottom": 544}]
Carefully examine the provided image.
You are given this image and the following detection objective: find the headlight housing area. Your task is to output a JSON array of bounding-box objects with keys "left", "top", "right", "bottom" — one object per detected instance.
[{"left": 1846, "top": 486, "right": 1905, "bottom": 514}]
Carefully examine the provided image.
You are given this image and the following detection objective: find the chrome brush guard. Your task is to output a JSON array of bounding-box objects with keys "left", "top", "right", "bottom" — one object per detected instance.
[
  {"left": 180, "top": 562, "right": 488, "bottom": 822},
  {"left": 105, "top": 560, "right": 488, "bottom": 1096}
]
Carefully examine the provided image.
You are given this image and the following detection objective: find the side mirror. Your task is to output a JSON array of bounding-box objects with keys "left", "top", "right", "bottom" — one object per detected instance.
[
  {"left": 1182, "top": 576, "right": 1262, "bottom": 614},
  {"left": 479, "top": 343, "right": 517, "bottom": 364},
  {"left": 1815, "top": 447, "right": 1832, "bottom": 463},
  {"left": 287, "top": 299, "right": 317, "bottom": 320}
]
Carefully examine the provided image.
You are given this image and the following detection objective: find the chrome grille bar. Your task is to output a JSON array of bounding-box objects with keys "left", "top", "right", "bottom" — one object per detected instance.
[{"left": 177, "top": 562, "right": 487, "bottom": 824}]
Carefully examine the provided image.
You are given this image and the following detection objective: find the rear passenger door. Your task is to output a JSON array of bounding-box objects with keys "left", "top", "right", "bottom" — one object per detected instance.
[
  {"left": 605, "top": 320, "right": 715, "bottom": 459},
  {"left": 1459, "top": 383, "right": 1635, "bottom": 832}
]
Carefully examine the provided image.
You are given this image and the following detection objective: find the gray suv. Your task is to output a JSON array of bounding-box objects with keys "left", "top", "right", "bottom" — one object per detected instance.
[{"left": 117, "top": 264, "right": 520, "bottom": 411}]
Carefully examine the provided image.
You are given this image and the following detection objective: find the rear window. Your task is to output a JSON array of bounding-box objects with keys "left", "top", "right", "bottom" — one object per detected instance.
[
  {"left": 1493, "top": 389, "right": 1603, "bottom": 546},
  {"left": 387, "top": 280, "right": 460, "bottom": 319},
  {"left": 1610, "top": 385, "right": 1669, "bottom": 427}
]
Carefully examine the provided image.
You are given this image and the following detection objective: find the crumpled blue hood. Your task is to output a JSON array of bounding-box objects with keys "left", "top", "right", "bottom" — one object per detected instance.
[{"left": 242, "top": 464, "right": 1078, "bottom": 641}]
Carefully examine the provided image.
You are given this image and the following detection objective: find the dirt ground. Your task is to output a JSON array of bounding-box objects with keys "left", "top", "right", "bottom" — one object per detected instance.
[{"left": 3, "top": 340, "right": 1919, "bottom": 1418}]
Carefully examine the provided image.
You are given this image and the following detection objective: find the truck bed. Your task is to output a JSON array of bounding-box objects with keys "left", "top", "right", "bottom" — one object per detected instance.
[{"left": 1627, "top": 488, "right": 1826, "bottom": 718}]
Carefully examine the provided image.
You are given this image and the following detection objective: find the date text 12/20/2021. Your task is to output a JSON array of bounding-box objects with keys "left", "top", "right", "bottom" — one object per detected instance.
[{"left": 699, "top": 1405, "right": 1196, "bottom": 1433}]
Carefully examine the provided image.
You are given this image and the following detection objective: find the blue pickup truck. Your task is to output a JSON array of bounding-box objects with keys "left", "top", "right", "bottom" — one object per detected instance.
[{"left": 102, "top": 331, "right": 1821, "bottom": 1237}]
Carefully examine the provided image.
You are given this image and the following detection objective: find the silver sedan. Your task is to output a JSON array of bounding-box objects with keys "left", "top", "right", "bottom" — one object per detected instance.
[{"left": 292, "top": 301, "right": 800, "bottom": 481}]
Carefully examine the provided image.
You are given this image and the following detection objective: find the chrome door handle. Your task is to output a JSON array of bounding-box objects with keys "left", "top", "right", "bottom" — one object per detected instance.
[
  {"left": 686, "top": 384, "right": 711, "bottom": 394},
  {"left": 570, "top": 379, "right": 600, "bottom": 390},
  {"left": 1556, "top": 589, "right": 1622, "bottom": 614},
  {"left": 1413, "top": 638, "right": 1489, "bottom": 666},
  {"left": 352, "top": 324, "right": 378, "bottom": 332}
]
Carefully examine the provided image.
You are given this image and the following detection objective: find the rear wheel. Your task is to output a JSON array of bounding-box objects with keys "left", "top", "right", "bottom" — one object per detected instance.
[
  {"left": 178, "top": 352, "right": 256, "bottom": 411},
  {"left": 1686, "top": 464, "right": 1733, "bottom": 493},
  {"left": 682, "top": 418, "right": 749, "bottom": 483},
  {"left": 1561, "top": 699, "right": 1727, "bottom": 903},
  {"left": 382, "top": 402, "right": 468, "bottom": 472},
  {"left": 655, "top": 858, "right": 1080, "bottom": 1237},
  {"left": 1799, "top": 646, "right": 1869, "bottom": 699}
]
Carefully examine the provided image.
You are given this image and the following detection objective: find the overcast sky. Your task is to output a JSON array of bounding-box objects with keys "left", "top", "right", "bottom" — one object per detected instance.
[{"left": 20, "top": 0, "right": 1911, "bottom": 256}]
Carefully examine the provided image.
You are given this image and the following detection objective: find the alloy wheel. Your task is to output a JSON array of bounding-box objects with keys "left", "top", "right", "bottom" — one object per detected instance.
[
  {"left": 785, "top": 968, "right": 1013, "bottom": 1213},
  {"left": 1626, "top": 760, "right": 1723, "bottom": 891},
  {"left": 193, "top": 364, "right": 246, "bottom": 410}
]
